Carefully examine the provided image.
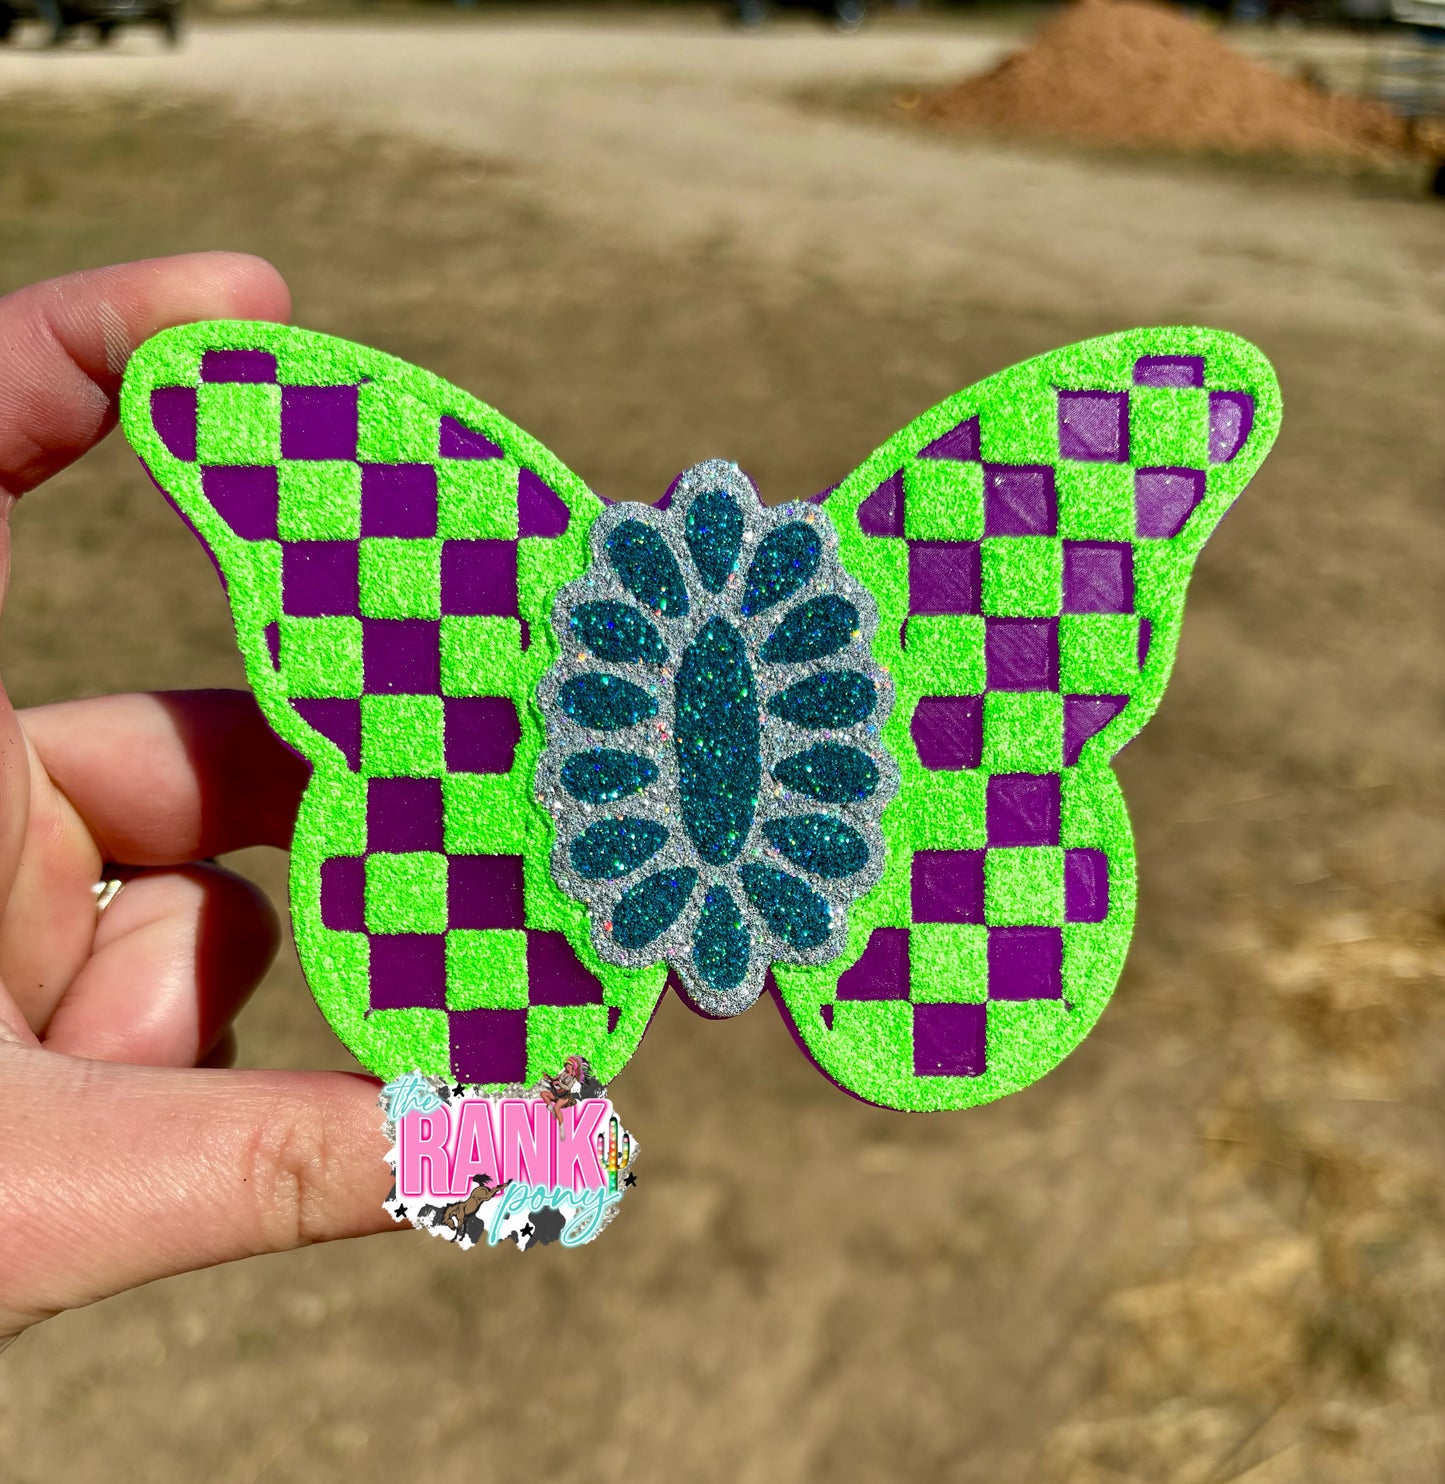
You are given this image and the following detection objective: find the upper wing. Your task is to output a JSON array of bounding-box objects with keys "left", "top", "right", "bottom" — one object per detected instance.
[
  {"left": 120, "top": 322, "right": 667, "bottom": 1089},
  {"left": 773, "top": 327, "right": 1281, "bottom": 1110}
]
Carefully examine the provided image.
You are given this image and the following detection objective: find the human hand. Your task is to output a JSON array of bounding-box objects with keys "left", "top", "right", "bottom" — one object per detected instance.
[{"left": 0, "top": 255, "right": 394, "bottom": 1343}]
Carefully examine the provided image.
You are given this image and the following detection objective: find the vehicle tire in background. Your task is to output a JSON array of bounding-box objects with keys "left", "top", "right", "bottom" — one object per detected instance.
[
  {"left": 832, "top": 0, "right": 867, "bottom": 29},
  {"left": 731, "top": 0, "right": 771, "bottom": 26}
]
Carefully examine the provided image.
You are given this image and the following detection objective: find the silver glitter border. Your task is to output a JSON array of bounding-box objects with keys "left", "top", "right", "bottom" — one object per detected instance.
[{"left": 535, "top": 460, "right": 898, "bottom": 1017}]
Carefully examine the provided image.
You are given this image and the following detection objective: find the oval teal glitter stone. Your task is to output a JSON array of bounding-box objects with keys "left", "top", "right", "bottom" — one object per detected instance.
[
  {"left": 773, "top": 743, "right": 879, "bottom": 803},
  {"left": 767, "top": 670, "right": 876, "bottom": 729},
  {"left": 606, "top": 520, "right": 689, "bottom": 616},
  {"left": 559, "top": 673, "right": 657, "bottom": 730},
  {"left": 674, "top": 616, "right": 760, "bottom": 867},
  {"left": 569, "top": 601, "right": 668, "bottom": 664},
  {"left": 738, "top": 863, "right": 831, "bottom": 950},
  {"left": 692, "top": 886, "right": 750, "bottom": 991},
  {"left": 559, "top": 748, "right": 658, "bottom": 804},
  {"left": 741, "top": 521, "right": 822, "bottom": 617},
  {"left": 612, "top": 868, "right": 699, "bottom": 950},
  {"left": 762, "top": 813, "right": 868, "bottom": 879},
  {"left": 569, "top": 817, "right": 669, "bottom": 880},
  {"left": 684, "top": 487, "right": 743, "bottom": 594},
  {"left": 760, "top": 594, "right": 859, "bottom": 665}
]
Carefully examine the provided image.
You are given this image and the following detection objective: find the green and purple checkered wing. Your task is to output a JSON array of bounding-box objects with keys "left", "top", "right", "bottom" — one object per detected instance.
[
  {"left": 776, "top": 327, "right": 1281, "bottom": 1111},
  {"left": 120, "top": 322, "right": 667, "bottom": 1089}
]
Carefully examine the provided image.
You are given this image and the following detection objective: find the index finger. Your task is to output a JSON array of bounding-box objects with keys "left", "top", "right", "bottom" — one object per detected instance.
[{"left": 0, "top": 254, "right": 291, "bottom": 498}]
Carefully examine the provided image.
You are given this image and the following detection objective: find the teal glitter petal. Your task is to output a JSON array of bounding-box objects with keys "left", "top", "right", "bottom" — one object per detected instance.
[
  {"left": 606, "top": 520, "right": 690, "bottom": 615},
  {"left": 674, "top": 617, "right": 761, "bottom": 867},
  {"left": 737, "top": 864, "right": 831, "bottom": 950},
  {"left": 569, "top": 601, "right": 668, "bottom": 663},
  {"left": 559, "top": 748, "right": 658, "bottom": 804},
  {"left": 772, "top": 743, "right": 879, "bottom": 803},
  {"left": 558, "top": 673, "right": 658, "bottom": 730},
  {"left": 740, "top": 521, "right": 822, "bottom": 617},
  {"left": 767, "top": 670, "right": 877, "bottom": 729},
  {"left": 684, "top": 487, "right": 744, "bottom": 593},
  {"left": 612, "top": 868, "right": 699, "bottom": 950},
  {"left": 692, "top": 885, "right": 750, "bottom": 991},
  {"left": 762, "top": 813, "right": 869, "bottom": 879},
  {"left": 569, "top": 817, "right": 670, "bottom": 880},
  {"left": 759, "top": 594, "right": 859, "bottom": 665}
]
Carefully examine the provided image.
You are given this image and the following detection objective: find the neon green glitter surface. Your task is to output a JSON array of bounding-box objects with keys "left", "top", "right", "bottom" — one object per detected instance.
[
  {"left": 121, "top": 322, "right": 667, "bottom": 1092},
  {"left": 773, "top": 327, "right": 1280, "bottom": 1110},
  {"left": 121, "top": 323, "right": 1278, "bottom": 1112}
]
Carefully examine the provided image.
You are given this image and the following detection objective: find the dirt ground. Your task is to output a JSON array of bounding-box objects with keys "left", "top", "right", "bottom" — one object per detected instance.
[{"left": 0, "top": 13, "right": 1442, "bottom": 1482}]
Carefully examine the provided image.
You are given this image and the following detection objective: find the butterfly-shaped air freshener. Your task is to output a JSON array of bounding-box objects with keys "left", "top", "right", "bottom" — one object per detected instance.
[{"left": 121, "top": 325, "right": 1278, "bottom": 1112}]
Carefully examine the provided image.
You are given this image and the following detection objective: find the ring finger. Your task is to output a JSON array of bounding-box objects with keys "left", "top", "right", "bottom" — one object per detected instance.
[{"left": 40, "top": 862, "right": 280, "bottom": 1068}]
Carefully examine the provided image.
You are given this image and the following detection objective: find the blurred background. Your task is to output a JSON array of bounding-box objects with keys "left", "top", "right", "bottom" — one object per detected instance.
[{"left": 0, "top": 1, "right": 1442, "bottom": 1479}]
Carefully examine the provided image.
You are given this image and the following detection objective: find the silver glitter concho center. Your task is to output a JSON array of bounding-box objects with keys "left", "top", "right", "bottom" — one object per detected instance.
[{"left": 535, "top": 460, "right": 897, "bottom": 1017}]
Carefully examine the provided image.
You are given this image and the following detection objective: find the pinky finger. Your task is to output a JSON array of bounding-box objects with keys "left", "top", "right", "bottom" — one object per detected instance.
[{"left": 41, "top": 864, "right": 279, "bottom": 1067}]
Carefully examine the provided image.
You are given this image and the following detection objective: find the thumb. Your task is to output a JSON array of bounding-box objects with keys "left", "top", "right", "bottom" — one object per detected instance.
[{"left": 0, "top": 1044, "right": 396, "bottom": 1337}]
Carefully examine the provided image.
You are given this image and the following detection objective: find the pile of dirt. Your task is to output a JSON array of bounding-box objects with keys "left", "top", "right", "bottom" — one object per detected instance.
[{"left": 920, "top": 0, "right": 1419, "bottom": 165}]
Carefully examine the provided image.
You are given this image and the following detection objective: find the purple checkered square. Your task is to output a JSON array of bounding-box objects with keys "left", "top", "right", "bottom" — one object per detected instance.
[
  {"left": 368, "top": 777, "right": 445, "bottom": 853},
  {"left": 1057, "top": 391, "right": 1128, "bottom": 463},
  {"left": 449, "top": 853, "right": 525, "bottom": 930},
  {"left": 984, "top": 466, "right": 1057, "bottom": 536},
  {"left": 908, "top": 541, "right": 980, "bottom": 616},
  {"left": 913, "top": 1002, "right": 987, "bottom": 1077},
  {"left": 526, "top": 931, "right": 605, "bottom": 1005},
  {"left": 1063, "top": 694, "right": 1127, "bottom": 766},
  {"left": 987, "top": 773, "right": 1061, "bottom": 847},
  {"left": 362, "top": 619, "right": 441, "bottom": 695},
  {"left": 444, "top": 697, "right": 520, "bottom": 774},
  {"left": 282, "top": 540, "right": 359, "bottom": 617},
  {"left": 370, "top": 934, "right": 447, "bottom": 1010},
  {"left": 985, "top": 617, "right": 1058, "bottom": 691},
  {"left": 518, "top": 470, "right": 570, "bottom": 538},
  {"left": 440, "top": 415, "right": 503, "bottom": 460},
  {"left": 1065, "top": 848, "right": 1109, "bottom": 923},
  {"left": 1063, "top": 541, "right": 1134, "bottom": 614},
  {"left": 911, "top": 850, "right": 985, "bottom": 924},
  {"left": 987, "top": 927, "right": 1063, "bottom": 1000},
  {"left": 1209, "top": 392, "right": 1254, "bottom": 464},
  {"left": 361, "top": 464, "right": 438, "bottom": 539},
  {"left": 151, "top": 387, "right": 197, "bottom": 461},
  {"left": 202, "top": 466, "right": 278, "bottom": 541},
  {"left": 320, "top": 855, "right": 365, "bottom": 931},
  {"left": 918, "top": 416, "right": 980, "bottom": 462},
  {"left": 1135, "top": 468, "right": 1205, "bottom": 539},
  {"left": 201, "top": 350, "right": 277, "bottom": 384},
  {"left": 441, "top": 540, "right": 519, "bottom": 617},
  {"left": 294, "top": 698, "right": 362, "bottom": 769},
  {"left": 449, "top": 1007, "right": 528, "bottom": 1085},
  {"left": 911, "top": 696, "right": 982, "bottom": 771},
  {"left": 281, "top": 385, "right": 358, "bottom": 461},
  {"left": 1134, "top": 354, "right": 1204, "bottom": 388},
  {"left": 837, "top": 927, "right": 910, "bottom": 1000},
  {"left": 858, "top": 471, "right": 905, "bottom": 537}
]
